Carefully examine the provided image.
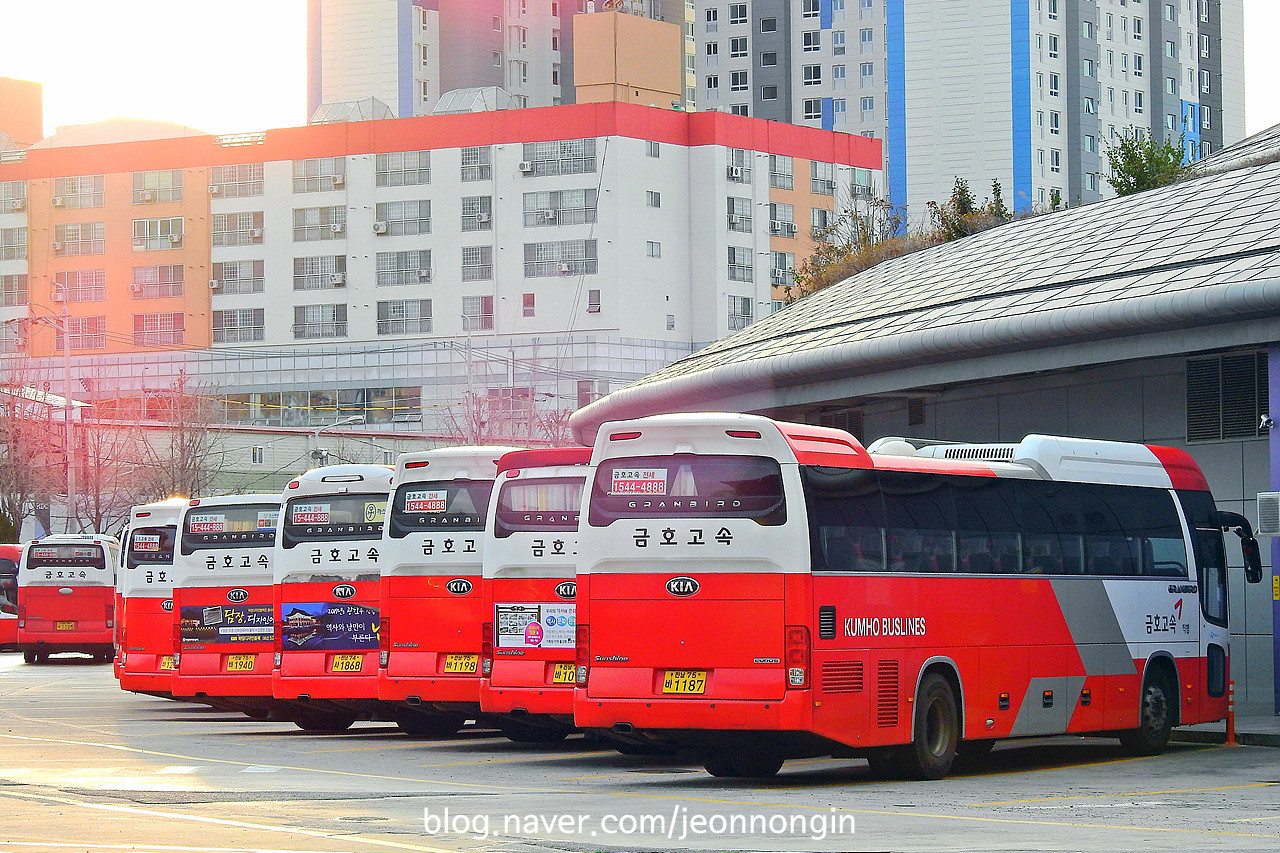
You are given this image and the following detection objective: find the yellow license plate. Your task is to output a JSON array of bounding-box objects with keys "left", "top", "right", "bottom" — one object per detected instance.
[
  {"left": 662, "top": 669, "right": 707, "bottom": 694},
  {"left": 159, "top": 655, "right": 176, "bottom": 670},
  {"left": 551, "top": 662, "right": 577, "bottom": 684},
  {"left": 331, "top": 654, "right": 363, "bottom": 672},
  {"left": 225, "top": 654, "right": 255, "bottom": 672},
  {"left": 55, "top": 621, "right": 75, "bottom": 631},
  {"left": 443, "top": 654, "right": 478, "bottom": 674}
]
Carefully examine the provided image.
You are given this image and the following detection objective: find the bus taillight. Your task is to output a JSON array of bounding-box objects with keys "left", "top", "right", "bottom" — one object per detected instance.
[
  {"left": 480, "top": 621, "right": 493, "bottom": 676},
  {"left": 785, "top": 625, "right": 809, "bottom": 689},
  {"left": 273, "top": 620, "right": 283, "bottom": 668},
  {"left": 16, "top": 600, "right": 24, "bottom": 628},
  {"left": 379, "top": 616, "right": 390, "bottom": 668},
  {"left": 575, "top": 624, "right": 590, "bottom": 685}
]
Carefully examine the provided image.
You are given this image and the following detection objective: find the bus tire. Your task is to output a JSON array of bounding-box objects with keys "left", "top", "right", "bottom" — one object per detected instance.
[
  {"left": 499, "top": 720, "right": 569, "bottom": 743},
  {"left": 1119, "top": 671, "right": 1173, "bottom": 756},
  {"left": 293, "top": 711, "right": 357, "bottom": 733},
  {"left": 23, "top": 651, "right": 37, "bottom": 665},
  {"left": 394, "top": 710, "right": 464, "bottom": 738},
  {"left": 903, "top": 672, "right": 959, "bottom": 780},
  {"left": 702, "top": 750, "right": 784, "bottom": 778}
]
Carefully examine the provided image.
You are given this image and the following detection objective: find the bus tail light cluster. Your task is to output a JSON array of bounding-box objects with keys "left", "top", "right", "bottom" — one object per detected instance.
[
  {"left": 16, "top": 600, "right": 24, "bottom": 628},
  {"left": 379, "top": 616, "right": 391, "bottom": 668},
  {"left": 273, "top": 621, "right": 283, "bottom": 668},
  {"left": 785, "top": 625, "right": 810, "bottom": 689},
  {"left": 480, "top": 622, "right": 493, "bottom": 676},
  {"left": 575, "top": 624, "right": 590, "bottom": 685},
  {"left": 105, "top": 600, "right": 114, "bottom": 629}
]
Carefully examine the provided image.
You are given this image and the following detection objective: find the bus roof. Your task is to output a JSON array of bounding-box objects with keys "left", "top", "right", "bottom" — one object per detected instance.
[
  {"left": 185, "top": 493, "right": 281, "bottom": 509},
  {"left": 497, "top": 447, "right": 591, "bottom": 473},
  {"left": 396, "top": 445, "right": 518, "bottom": 481},
  {"left": 285, "top": 463, "right": 394, "bottom": 496},
  {"left": 130, "top": 497, "right": 190, "bottom": 526}
]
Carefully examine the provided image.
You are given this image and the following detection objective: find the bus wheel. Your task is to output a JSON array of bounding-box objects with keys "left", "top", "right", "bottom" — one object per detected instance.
[
  {"left": 499, "top": 720, "right": 569, "bottom": 743},
  {"left": 703, "top": 750, "right": 784, "bottom": 778},
  {"left": 1119, "top": 672, "right": 1173, "bottom": 756},
  {"left": 903, "top": 672, "right": 959, "bottom": 780},
  {"left": 394, "top": 710, "right": 464, "bottom": 738},
  {"left": 22, "top": 651, "right": 36, "bottom": 665},
  {"left": 293, "top": 711, "right": 358, "bottom": 733}
]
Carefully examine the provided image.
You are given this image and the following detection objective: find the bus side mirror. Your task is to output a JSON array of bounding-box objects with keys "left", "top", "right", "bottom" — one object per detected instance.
[{"left": 1241, "top": 536, "right": 1263, "bottom": 584}]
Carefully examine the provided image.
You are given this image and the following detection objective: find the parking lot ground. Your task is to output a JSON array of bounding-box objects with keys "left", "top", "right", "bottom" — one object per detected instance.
[{"left": 1, "top": 652, "right": 1278, "bottom": 853}]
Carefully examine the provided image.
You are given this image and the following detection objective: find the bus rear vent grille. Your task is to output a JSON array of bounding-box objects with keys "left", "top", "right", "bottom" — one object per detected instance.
[
  {"left": 817, "top": 605, "right": 837, "bottom": 639},
  {"left": 821, "top": 660, "right": 864, "bottom": 694},
  {"left": 941, "top": 445, "right": 1016, "bottom": 461},
  {"left": 876, "top": 659, "right": 899, "bottom": 727}
]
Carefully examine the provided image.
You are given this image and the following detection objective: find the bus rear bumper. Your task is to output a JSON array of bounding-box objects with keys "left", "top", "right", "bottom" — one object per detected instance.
[
  {"left": 481, "top": 683, "right": 574, "bottom": 716},
  {"left": 271, "top": 672, "right": 380, "bottom": 701},
  {"left": 574, "top": 692, "right": 812, "bottom": 734},
  {"left": 376, "top": 671, "right": 482, "bottom": 704},
  {"left": 173, "top": 672, "right": 272, "bottom": 699}
]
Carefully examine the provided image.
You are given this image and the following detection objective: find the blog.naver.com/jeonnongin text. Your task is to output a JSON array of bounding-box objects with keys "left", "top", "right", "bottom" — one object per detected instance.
[{"left": 423, "top": 805, "right": 856, "bottom": 842}]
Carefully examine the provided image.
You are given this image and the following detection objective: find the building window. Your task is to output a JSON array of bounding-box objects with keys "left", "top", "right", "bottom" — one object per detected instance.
[
  {"left": 292, "top": 157, "right": 345, "bottom": 193},
  {"left": 727, "top": 246, "right": 753, "bottom": 282},
  {"left": 460, "top": 196, "right": 493, "bottom": 231},
  {"left": 645, "top": 190, "right": 661, "bottom": 208},
  {"left": 1048, "top": 73, "right": 1060, "bottom": 96},
  {"left": 55, "top": 222, "right": 107, "bottom": 256},
  {"left": 730, "top": 37, "right": 747, "bottom": 57},
  {"left": 1200, "top": 69, "right": 1211, "bottom": 93},
  {"left": 210, "top": 163, "right": 263, "bottom": 198},
  {"left": 730, "top": 70, "right": 748, "bottom": 91},
  {"left": 293, "top": 304, "right": 347, "bottom": 339},
  {"left": 728, "top": 3, "right": 746, "bottom": 25},
  {"left": 833, "top": 64, "right": 847, "bottom": 89},
  {"left": 1084, "top": 134, "right": 1097, "bottom": 153},
  {"left": 1082, "top": 58, "right": 1095, "bottom": 77},
  {"left": 647, "top": 141, "right": 660, "bottom": 158},
  {"left": 769, "top": 155, "right": 794, "bottom": 190},
  {"left": 706, "top": 42, "right": 719, "bottom": 63},
  {"left": 1163, "top": 3, "right": 1174, "bottom": 21},
  {"left": 1047, "top": 0, "right": 1058, "bottom": 19},
  {"left": 727, "top": 196, "right": 753, "bottom": 232},
  {"left": 706, "top": 74, "right": 720, "bottom": 92},
  {"left": 131, "top": 264, "right": 184, "bottom": 298},
  {"left": 1050, "top": 111, "right": 1061, "bottom": 134},
  {"left": 293, "top": 255, "right": 347, "bottom": 290},
  {"left": 0, "top": 273, "right": 27, "bottom": 307},
  {"left": 811, "top": 160, "right": 836, "bottom": 195},
  {"left": 212, "top": 308, "right": 264, "bottom": 343},
  {"left": 760, "top": 17, "right": 777, "bottom": 33},
  {"left": 860, "top": 62, "right": 874, "bottom": 87},
  {"left": 461, "top": 246, "right": 493, "bottom": 281},
  {"left": 52, "top": 175, "right": 104, "bottom": 209},
  {"left": 1082, "top": 19, "right": 1094, "bottom": 39},
  {"left": 803, "top": 31, "right": 821, "bottom": 51},
  {"left": 461, "top": 146, "right": 493, "bottom": 181},
  {"left": 804, "top": 99, "right": 822, "bottom": 120},
  {"left": 811, "top": 207, "right": 832, "bottom": 237},
  {"left": 376, "top": 150, "right": 431, "bottom": 186},
  {"left": 132, "top": 312, "right": 184, "bottom": 347},
  {"left": 1200, "top": 104, "right": 1212, "bottom": 129},
  {"left": 769, "top": 202, "right": 796, "bottom": 237},
  {"left": 1166, "top": 76, "right": 1178, "bottom": 95},
  {"left": 377, "top": 299, "right": 432, "bottom": 335},
  {"left": 731, "top": 104, "right": 749, "bottom": 116},
  {"left": 860, "top": 96, "right": 875, "bottom": 115},
  {"left": 55, "top": 316, "right": 106, "bottom": 351},
  {"left": 292, "top": 206, "right": 346, "bottom": 241},
  {"left": 1134, "top": 91, "right": 1144, "bottom": 114},
  {"left": 1084, "top": 97, "right": 1096, "bottom": 114},
  {"left": 761, "top": 85, "right": 779, "bottom": 100},
  {"left": 860, "top": 28, "right": 873, "bottom": 50},
  {"left": 803, "top": 0, "right": 820, "bottom": 17},
  {"left": 212, "top": 260, "right": 265, "bottom": 294},
  {"left": 211, "top": 211, "right": 264, "bottom": 246},
  {"left": 666, "top": 314, "right": 675, "bottom": 330},
  {"left": 803, "top": 65, "right": 822, "bottom": 86},
  {"left": 524, "top": 188, "right": 598, "bottom": 227},
  {"left": 706, "top": 7, "right": 718, "bottom": 30},
  {"left": 833, "top": 31, "right": 846, "bottom": 55},
  {"left": 0, "top": 227, "right": 27, "bottom": 260},
  {"left": 524, "top": 239, "right": 598, "bottom": 277},
  {"left": 1048, "top": 34, "right": 1059, "bottom": 58},
  {"left": 462, "top": 295, "right": 494, "bottom": 331},
  {"left": 376, "top": 250, "right": 431, "bottom": 286},
  {"left": 1050, "top": 149, "right": 1061, "bottom": 173},
  {"left": 522, "top": 138, "right": 597, "bottom": 176},
  {"left": 727, "top": 295, "right": 753, "bottom": 331},
  {"left": 131, "top": 169, "right": 183, "bottom": 205},
  {"left": 727, "top": 148, "right": 752, "bottom": 182},
  {"left": 646, "top": 241, "right": 661, "bottom": 258},
  {"left": 1187, "top": 353, "right": 1269, "bottom": 441},
  {"left": 833, "top": 98, "right": 846, "bottom": 120},
  {"left": 54, "top": 269, "right": 105, "bottom": 302},
  {"left": 771, "top": 251, "right": 795, "bottom": 283},
  {"left": 0, "top": 180, "right": 26, "bottom": 210},
  {"left": 761, "top": 51, "right": 777, "bottom": 66},
  {"left": 374, "top": 200, "right": 430, "bottom": 236}
]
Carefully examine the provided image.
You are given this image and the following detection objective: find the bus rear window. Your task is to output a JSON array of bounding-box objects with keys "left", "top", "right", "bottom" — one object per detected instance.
[
  {"left": 589, "top": 455, "right": 786, "bottom": 526},
  {"left": 282, "top": 494, "right": 387, "bottom": 548},
  {"left": 128, "top": 526, "right": 177, "bottom": 567},
  {"left": 388, "top": 479, "right": 494, "bottom": 538},
  {"left": 25, "top": 545, "right": 108, "bottom": 572},
  {"left": 495, "top": 477, "right": 583, "bottom": 538},
  {"left": 181, "top": 503, "right": 280, "bottom": 554}
]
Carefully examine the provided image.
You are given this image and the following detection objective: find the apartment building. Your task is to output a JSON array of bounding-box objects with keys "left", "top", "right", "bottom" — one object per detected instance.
[{"left": 0, "top": 101, "right": 880, "bottom": 439}]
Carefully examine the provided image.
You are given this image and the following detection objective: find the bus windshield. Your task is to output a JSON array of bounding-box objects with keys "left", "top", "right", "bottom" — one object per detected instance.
[
  {"left": 181, "top": 503, "right": 279, "bottom": 554},
  {"left": 387, "top": 479, "right": 494, "bottom": 537},
  {"left": 282, "top": 494, "right": 387, "bottom": 547},
  {"left": 127, "top": 526, "right": 177, "bottom": 569},
  {"left": 494, "top": 477, "right": 583, "bottom": 537},
  {"left": 588, "top": 454, "right": 786, "bottom": 526}
]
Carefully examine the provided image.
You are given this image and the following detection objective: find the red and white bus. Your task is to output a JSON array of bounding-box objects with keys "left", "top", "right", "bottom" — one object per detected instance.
[
  {"left": 479, "top": 447, "right": 591, "bottom": 742},
  {"left": 117, "top": 499, "right": 188, "bottom": 696},
  {"left": 377, "top": 446, "right": 514, "bottom": 736},
  {"left": 1, "top": 543, "right": 20, "bottom": 650},
  {"left": 272, "top": 464, "right": 392, "bottom": 732},
  {"left": 574, "top": 413, "right": 1263, "bottom": 779},
  {"left": 171, "top": 494, "right": 280, "bottom": 716},
  {"left": 18, "top": 534, "right": 121, "bottom": 663}
]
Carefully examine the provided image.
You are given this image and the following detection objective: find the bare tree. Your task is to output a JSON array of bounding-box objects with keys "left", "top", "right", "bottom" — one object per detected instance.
[
  {"left": 0, "top": 369, "right": 63, "bottom": 540},
  {"left": 137, "top": 370, "right": 225, "bottom": 499}
]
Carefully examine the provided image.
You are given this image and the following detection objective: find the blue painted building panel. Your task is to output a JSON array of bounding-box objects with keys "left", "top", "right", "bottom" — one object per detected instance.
[
  {"left": 1010, "top": 0, "right": 1033, "bottom": 211},
  {"left": 887, "top": 0, "right": 906, "bottom": 212},
  {"left": 822, "top": 97, "right": 835, "bottom": 131}
]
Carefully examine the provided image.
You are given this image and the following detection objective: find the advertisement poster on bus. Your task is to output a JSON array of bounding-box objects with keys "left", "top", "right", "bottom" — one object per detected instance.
[
  {"left": 179, "top": 604, "right": 274, "bottom": 645},
  {"left": 280, "top": 602, "right": 379, "bottom": 650},
  {"left": 495, "top": 602, "right": 575, "bottom": 649}
]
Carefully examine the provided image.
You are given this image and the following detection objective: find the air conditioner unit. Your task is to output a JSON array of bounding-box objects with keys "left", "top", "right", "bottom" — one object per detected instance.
[
  {"left": 372, "top": 221, "right": 389, "bottom": 234},
  {"left": 50, "top": 196, "right": 65, "bottom": 208},
  {"left": 558, "top": 262, "right": 572, "bottom": 274},
  {"left": 477, "top": 212, "right": 492, "bottom": 223},
  {"left": 168, "top": 233, "right": 183, "bottom": 244},
  {"left": 209, "top": 279, "right": 222, "bottom": 290},
  {"left": 51, "top": 241, "right": 63, "bottom": 251},
  {"left": 728, "top": 213, "right": 740, "bottom": 225},
  {"left": 208, "top": 185, "right": 221, "bottom": 195},
  {"left": 132, "top": 237, "right": 147, "bottom": 248},
  {"left": 249, "top": 228, "right": 263, "bottom": 240},
  {"left": 518, "top": 161, "right": 534, "bottom": 173},
  {"left": 138, "top": 191, "right": 154, "bottom": 203},
  {"left": 330, "top": 223, "right": 345, "bottom": 234},
  {"left": 417, "top": 270, "right": 431, "bottom": 282},
  {"left": 331, "top": 174, "right": 345, "bottom": 186},
  {"left": 727, "top": 166, "right": 743, "bottom": 180},
  {"left": 541, "top": 210, "right": 555, "bottom": 221},
  {"left": 1258, "top": 492, "right": 1280, "bottom": 536},
  {"left": 329, "top": 273, "right": 346, "bottom": 286},
  {"left": 8, "top": 198, "right": 24, "bottom": 211},
  {"left": 129, "top": 282, "right": 145, "bottom": 293}
]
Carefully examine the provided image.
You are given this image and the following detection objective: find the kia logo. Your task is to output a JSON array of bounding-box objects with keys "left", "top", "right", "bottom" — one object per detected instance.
[
  {"left": 554, "top": 581, "right": 577, "bottom": 600},
  {"left": 332, "top": 584, "right": 357, "bottom": 599},
  {"left": 161, "top": 599, "right": 173, "bottom": 612},
  {"left": 665, "top": 576, "right": 699, "bottom": 596},
  {"left": 446, "top": 578, "right": 473, "bottom": 595},
  {"left": 227, "top": 588, "right": 250, "bottom": 603}
]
